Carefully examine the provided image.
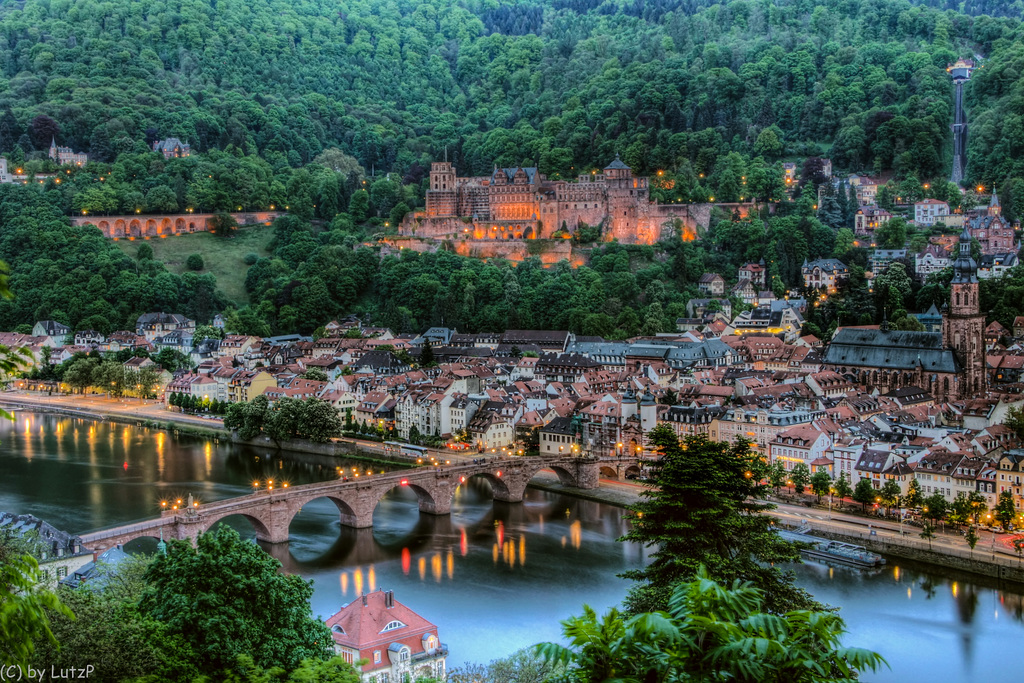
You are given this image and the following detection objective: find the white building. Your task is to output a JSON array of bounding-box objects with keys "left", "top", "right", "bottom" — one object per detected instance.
[{"left": 914, "top": 199, "right": 950, "bottom": 226}]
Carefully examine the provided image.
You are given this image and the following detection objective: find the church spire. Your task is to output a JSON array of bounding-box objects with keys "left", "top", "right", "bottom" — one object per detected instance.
[{"left": 952, "top": 225, "right": 977, "bottom": 284}]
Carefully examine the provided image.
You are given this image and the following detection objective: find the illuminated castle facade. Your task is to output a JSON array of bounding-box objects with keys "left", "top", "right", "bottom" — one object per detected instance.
[{"left": 402, "top": 156, "right": 716, "bottom": 244}]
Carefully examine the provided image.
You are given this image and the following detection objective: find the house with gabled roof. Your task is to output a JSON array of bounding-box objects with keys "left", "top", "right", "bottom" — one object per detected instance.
[{"left": 326, "top": 589, "right": 447, "bottom": 681}]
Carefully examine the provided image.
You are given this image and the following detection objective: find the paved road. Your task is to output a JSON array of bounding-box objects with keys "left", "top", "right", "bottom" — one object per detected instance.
[{"left": 770, "top": 499, "right": 1018, "bottom": 558}]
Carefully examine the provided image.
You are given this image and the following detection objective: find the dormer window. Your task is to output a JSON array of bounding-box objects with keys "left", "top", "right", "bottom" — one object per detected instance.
[
  {"left": 332, "top": 624, "right": 345, "bottom": 634},
  {"left": 380, "top": 620, "right": 406, "bottom": 633}
]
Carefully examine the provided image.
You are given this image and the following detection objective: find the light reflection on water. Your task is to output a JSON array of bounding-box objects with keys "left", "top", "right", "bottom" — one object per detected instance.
[
  {"left": 790, "top": 556, "right": 1024, "bottom": 683},
  {"left": 6, "top": 413, "right": 1024, "bottom": 674}
]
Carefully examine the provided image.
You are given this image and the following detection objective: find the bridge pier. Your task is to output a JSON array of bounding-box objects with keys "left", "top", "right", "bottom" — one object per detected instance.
[
  {"left": 418, "top": 494, "right": 452, "bottom": 515},
  {"left": 339, "top": 509, "right": 375, "bottom": 528}
]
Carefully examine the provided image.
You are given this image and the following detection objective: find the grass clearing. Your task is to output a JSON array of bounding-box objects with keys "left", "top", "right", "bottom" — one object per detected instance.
[{"left": 115, "top": 226, "right": 274, "bottom": 306}]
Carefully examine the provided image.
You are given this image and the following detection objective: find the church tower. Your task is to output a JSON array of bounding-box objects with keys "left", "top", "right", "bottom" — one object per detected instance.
[{"left": 942, "top": 226, "right": 986, "bottom": 398}]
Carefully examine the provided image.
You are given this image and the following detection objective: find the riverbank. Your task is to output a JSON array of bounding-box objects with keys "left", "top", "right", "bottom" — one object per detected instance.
[
  {"left": 529, "top": 474, "right": 1024, "bottom": 587},
  {"left": 0, "top": 393, "right": 417, "bottom": 466}
]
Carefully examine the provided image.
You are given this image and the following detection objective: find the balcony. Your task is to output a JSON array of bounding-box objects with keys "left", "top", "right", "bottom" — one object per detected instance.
[{"left": 411, "top": 644, "right": 449, "bottom": 662}]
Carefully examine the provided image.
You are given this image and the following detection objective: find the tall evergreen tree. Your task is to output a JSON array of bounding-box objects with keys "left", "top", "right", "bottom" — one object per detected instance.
[{"left": 620, "top": 426, "right": 815, "bottom": 614}]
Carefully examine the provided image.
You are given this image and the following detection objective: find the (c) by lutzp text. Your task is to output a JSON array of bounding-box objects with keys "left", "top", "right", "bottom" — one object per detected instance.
[{"left": 0, "top": 666, "right": 95, "bottom": 681}]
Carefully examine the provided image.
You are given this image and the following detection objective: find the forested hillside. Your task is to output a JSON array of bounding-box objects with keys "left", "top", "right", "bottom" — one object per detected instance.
[
  {"left": 0, "top": 0, "right": 1021, "bottom": 186},
  {"left": 1, "top": 0, "right": 1024, "bottom": 337}
]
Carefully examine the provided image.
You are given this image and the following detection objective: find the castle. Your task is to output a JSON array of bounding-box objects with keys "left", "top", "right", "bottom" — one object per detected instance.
[{"left": 400, "top": 156, "right": 732, "bottom": 244}]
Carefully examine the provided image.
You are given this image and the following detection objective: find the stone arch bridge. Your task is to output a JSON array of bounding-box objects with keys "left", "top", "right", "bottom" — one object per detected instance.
[
  {"left": 80, "top": 456, "right": 600, "bottom": 555},
  {"left": 70, "top": 211, "right": 282, "bottom": 239}
]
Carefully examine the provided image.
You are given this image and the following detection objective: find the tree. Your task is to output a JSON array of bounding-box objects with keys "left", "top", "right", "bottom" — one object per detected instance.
[
  {"left": 996, "top": 490, "right": 1016, "bottom": 529},
  {"left": 145, "top": 186, "right": 180, "bottom": 213},
  {"left": 833, "top": 472, "right": 853, "bottom": 508},
  {"left": 301, "top": 367, "right": 328, "bottom": 382},
  {"left": 620, "top": 427, "right": 815, "bottom": 615},
  {"left": 348, "top": 190, "right": 370, "bottom": 223},
  {"left": 300, "top": 398, "right": 343, "bottom": 443},
  {"left": 449, "top": 648, "right": 564, "bottom": 683},
  {"left": 265, "top": 397, "right": 305, "bottom": 443},
  {"left": 767, "top": 461, "right": 786, "bottom": 493},
  {"left": 186, "top": 254, "right": 205, "bottom": 271},
  {"left": 419, "top": 339, "right": 435, "bottom": 367},
  {"left": 31, "top": 556, "right": 188, "bottom": 682},
  {"left": 920, "top": 521, "right": 935, "bottom": 550},
  {"left": 922, "top": 493, "right": 948, "bottom": 525},
  {"left": 904, "top": 479, "right": 923, "bottom": 509},
  {"left": 63, "top": 357, "right": 97, "bottom": 394},
  {"left": 0, "top": 554, "right": 73, "bottom": 670},
  {"left": 880, "top": 479, "right": 902, "bottom": 515},
  {"left": 965, "top": 524, "right": 979, "bottom": 559},
  {"left": 139, "top": 526, "right": 333, "bottom": 676},
  {"left": 1004, "top": 405, "right": 1024, "bottom": 441},
  {"left": 852, "top": 478, "right": 876, "bottom": 512},
  {"left": 874, "top": 216, "right": 907, "bottom": 250},
  {"left": 810, "top": 470, "right": 832, "bottom": 503},
  {"left": 536, "top": 569, "right": 883, "bottom": 683},
  {"left": 225, "top": 395, "right": 269, "bottom": 441},
  {"left": 208, "top": 212, "right": 239, "bottom": 237},
  {"left": 789, "top": 463, "right": 810, "bottom": 495}
]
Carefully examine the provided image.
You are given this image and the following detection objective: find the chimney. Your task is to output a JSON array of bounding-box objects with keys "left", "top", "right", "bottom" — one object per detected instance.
[{"left": 385, "top": 590, "right": 394, "bottom": 608}]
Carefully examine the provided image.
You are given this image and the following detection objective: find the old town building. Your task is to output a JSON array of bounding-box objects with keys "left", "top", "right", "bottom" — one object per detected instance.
[{"left": 824, "top": 226, "right": 985, "bottom": 401}]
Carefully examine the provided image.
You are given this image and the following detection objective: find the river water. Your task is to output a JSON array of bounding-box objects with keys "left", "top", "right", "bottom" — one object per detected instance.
[{"left": 2, "top": 413, "right": 1023, "bottom": 680}]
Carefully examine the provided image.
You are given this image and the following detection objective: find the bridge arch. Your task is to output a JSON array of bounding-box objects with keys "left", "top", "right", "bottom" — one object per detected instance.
[
  {"left": 527, "top": 463, "right": 580, "bottom": 488},
  {"left": 290, "top": 494, "right": 362, "bottom": 530},
  {"left": 599, "top": 465, "right": 619, "bottom": 480},
  {"left": 454, "top": 471, "right": 514, "bottom": 503},
  {"left": 201, "top": 510, "right": 273, "bottom": 541},
  {"left": 373, "top": 481, "right": 448, "bottom": 516}
]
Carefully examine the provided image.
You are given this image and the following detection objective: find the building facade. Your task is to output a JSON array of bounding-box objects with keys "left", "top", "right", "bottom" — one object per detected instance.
[
  {"left": 326, "top": 590, "right": 447, "bottom": 682},
  {"left": 402, "top": 156, "right": 742, "bottom": 244}
]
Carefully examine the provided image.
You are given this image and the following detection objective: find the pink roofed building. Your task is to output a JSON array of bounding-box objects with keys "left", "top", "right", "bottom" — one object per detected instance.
[{"left": 326, "top": 589, "right": 448, "bottom": 681}]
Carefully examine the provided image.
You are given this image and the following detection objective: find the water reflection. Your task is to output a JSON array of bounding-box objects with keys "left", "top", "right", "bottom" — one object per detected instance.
[{"left": 790, "top": 557, "right": 1024, "bottom": 683}]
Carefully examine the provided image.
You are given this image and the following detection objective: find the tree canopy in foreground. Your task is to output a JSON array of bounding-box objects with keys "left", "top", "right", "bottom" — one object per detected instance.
[
  {"left": 537, "top": 569, "right": 885, "bottom": 683},
  {"left": 620, "top": 425, "right": 816, "bottom": 614}
]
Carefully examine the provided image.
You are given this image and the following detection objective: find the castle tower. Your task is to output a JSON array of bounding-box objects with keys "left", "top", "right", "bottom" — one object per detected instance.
[
  {"left": 604, "top": 154, "right": 645, "bottom": 240},
  {"left": 425, "top": 162, "right": 457, "bottom": 217},
  {"left": 48, "top": 136, "right": 58, "bottom": 162},
  {"left": 942, "top": 225, "right": 986, "bottom": 397}
]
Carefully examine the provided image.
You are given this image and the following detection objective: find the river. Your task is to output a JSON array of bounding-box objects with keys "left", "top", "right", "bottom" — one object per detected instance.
[{"left": 1, "top": 413, "right": 1023, "bottom": 680}]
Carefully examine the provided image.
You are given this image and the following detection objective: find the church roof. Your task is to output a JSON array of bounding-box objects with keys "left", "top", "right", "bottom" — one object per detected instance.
[
  {"left": 990, "top": 191, "right": 1000, "bottom": 209},
  {"left": 823, "top": 328, "right": 960, "bottom": 374},
  {"left": 604, "top": 154, "right": 630, "bottom": 170}
]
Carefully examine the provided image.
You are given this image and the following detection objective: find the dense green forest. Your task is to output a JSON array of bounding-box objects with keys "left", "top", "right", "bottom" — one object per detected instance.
[
  {"left": 1, "top": 0, "right": 1024, "bottom": 336},
  {"left": 0, "top": 0, "right": 1022, "bottom": 187}
]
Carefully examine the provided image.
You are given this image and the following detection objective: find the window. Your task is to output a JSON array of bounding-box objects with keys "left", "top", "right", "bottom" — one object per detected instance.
[
  {"left": 380, "top": 620, "right": 407, "bottom": 633},
  {"left": 374, "top": 651, "right": 382, "bottom": 664}
]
